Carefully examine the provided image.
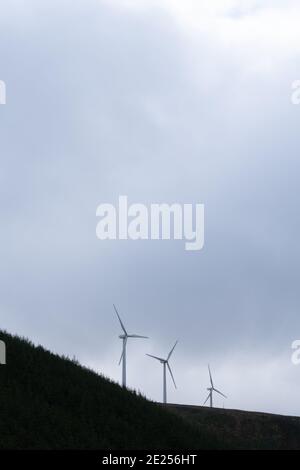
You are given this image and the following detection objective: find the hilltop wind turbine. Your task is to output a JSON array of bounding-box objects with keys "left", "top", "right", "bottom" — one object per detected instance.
[
  {"left": 203, "top": 364, "right": 227, "bottom": 408},
  {"left": 146, "top": 340, "right": 178, "bottom": 404},
  {"left": 113, "top": 304, "right": 148, "bottom": 388}
]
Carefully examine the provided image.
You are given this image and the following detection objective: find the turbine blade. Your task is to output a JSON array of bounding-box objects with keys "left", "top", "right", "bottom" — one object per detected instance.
[
  {"left": 113, "top": 304, "right": 127, "bottom": 335},
  {"left": 128, "top": 334, "right": 148, "bottom": 339},
  {"left": 167, "top": 362, "right": 177, "bottom": 389},
  {"left": 118, "top": 350, "right": 123, "bottom": 366},
  {"left": 213, "top": 388, "right": 227, "bottom": 399},
  {"left": 208, "top": 364, "right": 214, "bottom": 387},
  {"left": 118, "top": 337, "right": 127, "bottom": 365},
  {"left": 146, "top": 354, "right": 164, "bottom": 362},
  {"left": 167, "top": 340, "right": 178, "bottom": 361},
  {"left": 203, "top": 393, "right": 210, "bottom": 405}
]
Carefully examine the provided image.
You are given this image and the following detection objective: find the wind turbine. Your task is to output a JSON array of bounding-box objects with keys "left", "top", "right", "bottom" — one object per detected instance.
[
  {"left": 113, "top": 304, "right": 148, "bottom": 388},
  {"left": 146, "top": 340, "right": 178, "bottom": 404},
  {"left": 203, "top": 364, "right": 227, "bottom": 408}
]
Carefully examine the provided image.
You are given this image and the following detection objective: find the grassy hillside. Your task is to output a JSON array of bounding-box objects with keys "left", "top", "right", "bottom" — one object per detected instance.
[
  {"left": 0, "top": 330, "right": 219, "bottom": 449},
  {"left": 167, "top": 404, "right": 300, "bottom": 450}
]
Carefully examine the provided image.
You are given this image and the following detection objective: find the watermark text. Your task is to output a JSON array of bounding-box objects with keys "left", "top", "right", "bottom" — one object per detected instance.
[
  {"left": 96, "top": 196, "right": 204, "bottom": 251},
  {"left": 0, "top": 80, "right": 6, "bottom": 104},
  {"left": 0, "top": 340, "right": 6, "bottom": 365},
  {"left": 291, "top": 80, "right": 300, "bottom": 104}
]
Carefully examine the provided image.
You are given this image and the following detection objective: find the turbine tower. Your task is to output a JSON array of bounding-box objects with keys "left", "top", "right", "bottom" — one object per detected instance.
[
  {"left": 113, "top": 304, "right": 148, "bottom": 388},
  {"left": 146, "top": 340, "right": 178, "bottom": 404},
  {"left": 203, "top": 364, "right": 227, "bottom": 408}
]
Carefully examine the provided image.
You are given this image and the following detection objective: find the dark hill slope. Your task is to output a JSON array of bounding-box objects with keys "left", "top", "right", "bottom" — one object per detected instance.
[
  {"left": 1, "top": 330, "right": 300, "bottom": 449},
  {"left": 0, "top": 331, "right": 218, "bottom": 449},
  {"left": 166, "top": 404, "right": 300, "bottom": 450}
]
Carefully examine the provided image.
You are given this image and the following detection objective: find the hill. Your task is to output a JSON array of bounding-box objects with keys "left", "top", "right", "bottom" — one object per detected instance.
[
  {"left": 0, "top": 329, "right": 300, "bottom": 450},
  {"left": 166, "top": 404, "right": 300, "bottom": 450},
  {"left": 0, "top": 330, "right": 219, "bottom": 449}
]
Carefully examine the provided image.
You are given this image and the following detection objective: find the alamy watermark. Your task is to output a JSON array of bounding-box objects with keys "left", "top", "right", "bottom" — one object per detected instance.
[
  {"left": 0, "top": 80, "right": 6, "bottom": 105},
  {"left": 291, "top": 80, "right": 300, "bottom": 104},
  {"left": 0, "top": 340, "right": 6, "bottom": 364},
  {"left": 291, "top": 340, "right": 300, "bottom": 365},
  {"left": 96, "top": 196, "right": 204, "bottom": 251}
]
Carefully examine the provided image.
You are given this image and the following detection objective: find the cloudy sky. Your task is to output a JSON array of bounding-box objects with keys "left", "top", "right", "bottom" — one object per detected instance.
[{"left": 1, "top": 0, "right": 300, "bottom": 415}]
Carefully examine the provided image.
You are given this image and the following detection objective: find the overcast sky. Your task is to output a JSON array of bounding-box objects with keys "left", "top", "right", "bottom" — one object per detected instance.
[{"left": 1, "top": 0, "right": 300, "bottom": 415}]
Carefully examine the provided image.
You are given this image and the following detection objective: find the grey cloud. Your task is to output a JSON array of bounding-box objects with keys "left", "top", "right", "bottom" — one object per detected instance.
[{"left": 0, "top": 0, "right": 300, "bottom": 414}]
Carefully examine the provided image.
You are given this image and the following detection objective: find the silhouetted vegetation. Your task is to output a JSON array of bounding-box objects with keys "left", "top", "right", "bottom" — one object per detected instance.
[
  {"left": 1, "top": 330, "right": 299, "bottom": 449},
  {"left": 0, "top": 330, "right": 219, "bottom": 449},
  {"left": 167, "top": 404, "right": 300, "bottom": 450}
]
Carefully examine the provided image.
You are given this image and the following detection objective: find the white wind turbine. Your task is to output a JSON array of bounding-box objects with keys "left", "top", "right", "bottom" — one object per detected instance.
[
  {"left": 146, "top": 340, "right": 178, "bottom": 404},
  {"left": 113, "top": 304, "right": 148, "bottom": 388},
  {"left": 203, "top": 364, "right": 227, "bottom": 408}
]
